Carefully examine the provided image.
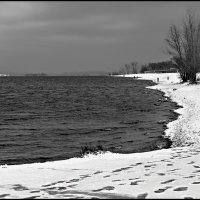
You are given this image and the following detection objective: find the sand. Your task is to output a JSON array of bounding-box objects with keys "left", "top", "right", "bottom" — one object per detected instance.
[{"left": 1, "top": 72, "right": 200, "bottom": 199}]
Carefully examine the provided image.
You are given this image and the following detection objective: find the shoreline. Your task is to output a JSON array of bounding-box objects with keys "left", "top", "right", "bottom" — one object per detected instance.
[
  {"left": 1, "top": 73, "right": 200, "bottom": 198},
  {"left": 146, "top": 79, "right": 182, "bottom": 151},
  {"left": 144, "top": 76, "right": 183, "bottom": 149},
  {"left": 139, "top": 73, "right": 200, "bottom": 148}
]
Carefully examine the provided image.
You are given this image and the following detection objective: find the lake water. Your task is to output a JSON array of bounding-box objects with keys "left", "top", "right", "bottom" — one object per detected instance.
[{"left": 0, "top": 76, "right": 180, "bottom": 165}]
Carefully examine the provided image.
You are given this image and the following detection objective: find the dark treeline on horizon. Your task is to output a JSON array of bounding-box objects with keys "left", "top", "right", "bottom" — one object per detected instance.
[
  {"left": 140, "top": 60, "right": 177, "bottom": 73},
  {"left": 110, "top": 60, "right": 178, "bottom": 75}
]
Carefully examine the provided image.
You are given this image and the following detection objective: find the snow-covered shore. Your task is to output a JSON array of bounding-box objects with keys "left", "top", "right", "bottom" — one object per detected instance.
[{"left": 1, "top": 73, "right": 200, "bottom": 199}]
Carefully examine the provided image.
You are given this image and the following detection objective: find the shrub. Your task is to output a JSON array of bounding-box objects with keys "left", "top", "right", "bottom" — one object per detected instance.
[{"left": 79, "top": 144, "right": 105, "bottom": 157}]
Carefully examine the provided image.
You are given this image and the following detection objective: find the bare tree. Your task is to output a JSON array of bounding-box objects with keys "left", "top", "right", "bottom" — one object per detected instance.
[
  {"left": 117, "top": 61, "right": 139, "bottom": 75},
  {"left": 130, "top": 62, "right": 138, "bottom": 74},
  {"left": 124, "top": 64, "right": 132, "bottom": 74},
  {"left": 119, "top": 66, "right": 126, "bottom": 75},
  {"left": 165, "top": 9, "right": 200, "bottom": 83}
]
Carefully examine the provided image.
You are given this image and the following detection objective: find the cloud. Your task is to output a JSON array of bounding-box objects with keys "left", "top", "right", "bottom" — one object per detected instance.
[
  {"left": 0, "top": 2, "right": 140, "bottom": 33},
  {"left": 0, "top": 2, "right": 41, "bottom": 20},
  {"left": 0, "top": 6, "right": 139, "bottom": 45},
  {"left": 0, "top": 2, "right": 45, "bottom": 36},
  {"left": 44, "top": 13, "right": 140, "bottom": 31},
  {"left": 45, "top": 34, "right": 120, "bottom": 44}
]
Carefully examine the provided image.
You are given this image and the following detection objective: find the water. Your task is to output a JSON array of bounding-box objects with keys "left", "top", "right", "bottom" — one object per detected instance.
[{"left": 0, "top": 76, "right": 180, "bottom": 165}]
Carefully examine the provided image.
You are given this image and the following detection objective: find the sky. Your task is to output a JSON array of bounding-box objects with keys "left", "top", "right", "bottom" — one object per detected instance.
[{"left": 1, "top": 1, "right": 200, "bottom": 74}]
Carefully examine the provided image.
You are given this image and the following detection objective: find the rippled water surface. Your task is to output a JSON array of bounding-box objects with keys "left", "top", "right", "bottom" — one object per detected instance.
[{"left": 0, "top": 76, "right": 180, "bottom": 165}]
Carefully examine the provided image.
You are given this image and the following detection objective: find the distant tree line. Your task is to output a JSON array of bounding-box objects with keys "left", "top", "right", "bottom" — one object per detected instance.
[
  {"left": 109, "top": 61, "right": 139, "bottom": 75},
  {"left": 110, "top": 60, "right": 178, "bottom": 75},
  {"left": 140, "top": 60, "right": 177, "bottom": 73}
]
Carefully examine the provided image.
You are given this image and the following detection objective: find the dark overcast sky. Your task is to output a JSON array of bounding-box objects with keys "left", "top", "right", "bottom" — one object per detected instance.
[{"left": 1, "top": 1, "right": 200, "bottom": 74}]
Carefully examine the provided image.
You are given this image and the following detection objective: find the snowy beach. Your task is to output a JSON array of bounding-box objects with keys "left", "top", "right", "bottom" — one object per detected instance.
[{"left": 1, "top": 73, "right": 200, "bottom": 199}]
